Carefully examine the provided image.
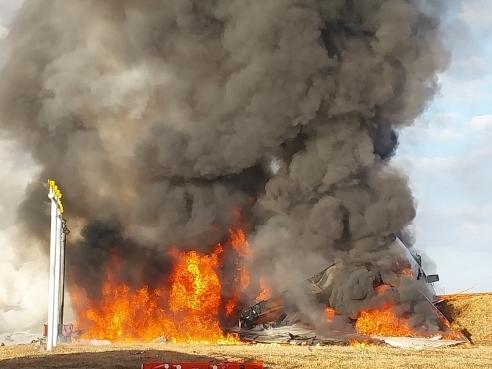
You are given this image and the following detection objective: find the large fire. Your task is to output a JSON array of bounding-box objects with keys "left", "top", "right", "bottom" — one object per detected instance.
[
  {"left": 71, "top": 225, "right": 255, "bottom": 343},
  {"left": 321, "top": 283, "right": 425, "bottom": 337},
  {"left": 355, "top": 302, "right": 418, "bottom": 337},
  {"left": 71, "top": 226, "right": 462, "bottom": 343},
  {"left": 354, "top": 277, "right": 422, "bottom": 337},
  {"left": 354, "top": 283, "right": 461, "bottom": 339},
  {"left": 354, "top": 301, "right": 462, "bottom": 339}
]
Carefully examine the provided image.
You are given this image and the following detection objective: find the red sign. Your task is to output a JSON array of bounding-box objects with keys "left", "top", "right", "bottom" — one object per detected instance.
[{"left": 142, "top": 361, "right": 263, "bottom": 369}]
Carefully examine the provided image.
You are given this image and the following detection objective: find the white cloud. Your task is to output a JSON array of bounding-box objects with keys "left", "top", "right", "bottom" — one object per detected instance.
[
  {"left": 447, "top": 54, "right": 491, "bottom": 80},
  {"left": 431, "top": 127, "right": 463, "bottom": 142},
  {"left": 447, "top": 204, "right": 492, "bottom": 224},
  {"left": 404, "top": 144, "right": 492, "bottom": 200},
  {"left": 398, "top": 112, "right": 465, "bottom": 150},
  {"left": 413, "top": 201, "right": 492, "bottom": 251},
  {"left": 438, "top": 73, "right": 492, "bottom": 106},
  {"left": 469, "top": 114, "right": 492, "bottom": 130},
  {"left": 460, "top": 0, "right": 492, "bottom": 31},
  {"left": 411, "top": 155, "right": 454, "bottom": 171}
]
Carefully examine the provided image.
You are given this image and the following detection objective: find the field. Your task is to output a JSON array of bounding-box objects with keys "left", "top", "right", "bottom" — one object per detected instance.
[
  {"left": 1, "top": 294, "right": 491, "bottom": 369},
  {"left": 438, "top": 292, "right": 492, "bottom": 345},
  {"left": 1, "top": 342, "right": 492, "bottom": 369}
]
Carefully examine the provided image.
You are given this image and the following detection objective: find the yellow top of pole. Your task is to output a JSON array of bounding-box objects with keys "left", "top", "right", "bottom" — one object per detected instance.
[{"left": 48, "top": 179, "right": 64, "bottom": 213}]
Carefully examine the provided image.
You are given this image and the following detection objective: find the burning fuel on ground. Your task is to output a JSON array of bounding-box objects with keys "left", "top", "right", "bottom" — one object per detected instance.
[{"left": 0, "top": 0, "right": 458, "bottom": 343}]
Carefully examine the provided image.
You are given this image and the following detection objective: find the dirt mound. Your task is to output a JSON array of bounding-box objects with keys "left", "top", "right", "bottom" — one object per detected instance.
[{"left": 438, "top": 293, "right": 492, "bottom": 345}]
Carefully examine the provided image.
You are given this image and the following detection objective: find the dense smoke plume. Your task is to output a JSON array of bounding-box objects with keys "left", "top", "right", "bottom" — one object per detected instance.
[{"left": 0, "top": 0, "right": 448, "bottom": 332}]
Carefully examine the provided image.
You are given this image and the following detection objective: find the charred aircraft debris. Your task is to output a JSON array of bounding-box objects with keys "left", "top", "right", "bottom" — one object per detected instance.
[{"left": 240, "top": 236, "right": 440, "bottom": 331}]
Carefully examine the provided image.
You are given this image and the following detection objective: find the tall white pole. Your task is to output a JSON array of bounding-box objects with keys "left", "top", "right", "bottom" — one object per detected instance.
[
  {"left": 47, "top": 180, "right": 64, "bottom": 351},
  {"left": 47, "top": 187, "right": 58, "bottom": 350}
]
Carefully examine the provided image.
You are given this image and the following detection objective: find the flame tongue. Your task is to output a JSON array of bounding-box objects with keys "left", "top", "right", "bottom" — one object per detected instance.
[
  {"left": 255, "top": 277, "right": 272, "bottom": 302},
  {"left": 355, "top": 302, "right": 418, "bottom": 337},
  {"left": 167, "top": 246, "right": 233, "bottom": 343},
  {"left": 324, "top": 307, "right": 336, "bottom": 321},
  {"left": 169, "top": 247, "right": 222, "bottom": 313}
]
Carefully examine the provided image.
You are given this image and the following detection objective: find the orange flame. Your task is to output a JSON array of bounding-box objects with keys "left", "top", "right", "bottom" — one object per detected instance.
[
  {"left": 395, "top": 259, "right": 413, "bottom": 280},
  {"left": 355, "top": 302, "right": 418, "bottom": 337},
  {"left": 355, "top": 281, "right": 420, "bottom": 337},
  {"left": 224, "top": 226, "right": 252, "bottom": 317},
  {"left": 354, "top": 283, "right": 463, "bottom": 339},
  {"left": 168, "top": 246, "right": 238, "bottom": 343},
  {"left": 324, "top": 307, "right": 336, "bottom": 321},
  {"left": 71, "top": 224, "right": 255, "bottom": 343},
  {"left": 401, "top": 266, "right": 413, "bottom": 279},
  {"left": 229, "top": 227, "right": 252, "bottom": 259},
  {"left": 72, "top": 246, "right": 238, "bottom": 343},
  {"left": 255, "top": 277, "right": 272, "bottom": 302},
  {"left": 71, "top": 264, "right": 170, "bottom": 342}
]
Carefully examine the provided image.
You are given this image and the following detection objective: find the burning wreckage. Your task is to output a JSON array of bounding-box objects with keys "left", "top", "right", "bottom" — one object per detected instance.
[
  {"left": 0, "top": 0, "right": 468, "bottom": 350},
  {"left": 240, "top": 237, "right": 439, "bottom": 329},
  {"left": 235, "top": 237, "right": 464, "bottom": 346}
]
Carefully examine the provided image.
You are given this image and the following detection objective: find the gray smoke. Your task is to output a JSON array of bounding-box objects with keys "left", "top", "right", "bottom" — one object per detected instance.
[{"left": 0, "top": 0, "right": 449, "bottom": 333}]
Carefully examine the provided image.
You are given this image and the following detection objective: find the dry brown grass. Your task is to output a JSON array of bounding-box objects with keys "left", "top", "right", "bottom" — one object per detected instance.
[
  {"left": 1, "top": 342, "right": 492, "bottom": 369},
  {"left": 2, "top": 293, "right": 492, "bottom": 369},
  {"left": 439, "top": 292, "right": 492, "bottom": 345}
]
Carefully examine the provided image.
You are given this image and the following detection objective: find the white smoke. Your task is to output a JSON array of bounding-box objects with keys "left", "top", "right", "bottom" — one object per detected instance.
[{"left": 0, "top": 139, "right": 45, "bottom": 333}]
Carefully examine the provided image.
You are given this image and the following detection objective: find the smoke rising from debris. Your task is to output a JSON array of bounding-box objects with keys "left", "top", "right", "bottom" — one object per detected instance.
[{"left": 0, "top": 0, "right": 448, "bottom": 331}]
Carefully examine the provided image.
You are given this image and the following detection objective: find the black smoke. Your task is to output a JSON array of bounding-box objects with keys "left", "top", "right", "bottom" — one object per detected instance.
[{"left": 0, "top": 0, "right": 449, "bottom": 333}]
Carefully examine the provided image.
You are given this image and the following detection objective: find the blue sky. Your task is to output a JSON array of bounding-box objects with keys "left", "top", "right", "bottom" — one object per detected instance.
[{"left": 396, "top": 0, "right": 492, "bottom": 292}]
